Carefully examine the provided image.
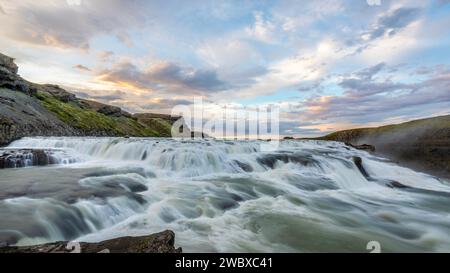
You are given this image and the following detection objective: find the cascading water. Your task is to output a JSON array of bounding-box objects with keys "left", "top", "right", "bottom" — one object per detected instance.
[{"left": 1, "top": 137, "right": 449, "bottom": 252}]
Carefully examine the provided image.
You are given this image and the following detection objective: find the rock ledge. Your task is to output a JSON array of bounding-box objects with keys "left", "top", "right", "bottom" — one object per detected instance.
[{"left": 0, "top": 230, "right": 182, "bottom": 253}]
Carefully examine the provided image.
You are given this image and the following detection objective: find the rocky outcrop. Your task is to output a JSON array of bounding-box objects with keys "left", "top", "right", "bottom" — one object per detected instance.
[
  {"left": 0, "top": 53, "right": 36, "bottom": 96},
  {"left": 80, "top": 99, "right": 133, "bottom": 118},
  {"left": 0, "top": 230, "right": 182, "bottom": 253},
  {"left": 318, "top": 115, "right": 450, "bottom": 179},
  {"left": 42, "top": 84, "right": 77, "bottom": 103},
  {"left": 0, "top": 53, "right": 18, "bottom": 74},
  {"left": 345, "top": 143, "right": 375, "bottom": 152},
  {"left": 0, "top": 88, "right": 80, "bottom": 146},
  {"left": 134, "top": 113, "right": 182, "bottom": 123},
  {"left": 134, "top": 113, "right": 188, "bottom": 138},
  {"left": 0, "top": 149, "right": 59, "bottom": 168}
]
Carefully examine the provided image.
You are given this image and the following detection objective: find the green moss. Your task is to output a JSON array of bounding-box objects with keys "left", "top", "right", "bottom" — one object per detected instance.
[
  {"left": 0, "top": 115, "right": 13, "bottom": 126},
  {"left": 137, "top": 117, "right": 173, "bottom": 137},
  {"left": 36, "top": 91, "right": 166, "bottom": 137},
  {"left": 318, "top": 115, "right": 450, "bottom": 142}
]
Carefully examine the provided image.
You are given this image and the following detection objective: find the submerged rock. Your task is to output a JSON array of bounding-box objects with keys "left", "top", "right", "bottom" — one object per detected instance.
[
  {"left": 345, "top": 143, "right": 376, "bottom": 152},
  {"left": 352, "top": 156, "right": 370, "bottom": 178},
  {"left": 0, "top": 230, "right": 182, "bottom": 253}
]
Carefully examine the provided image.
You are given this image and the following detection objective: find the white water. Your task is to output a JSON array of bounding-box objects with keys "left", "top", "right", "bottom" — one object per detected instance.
[{"left": 1, "top": 137, "right": 450, "bottom": 252}]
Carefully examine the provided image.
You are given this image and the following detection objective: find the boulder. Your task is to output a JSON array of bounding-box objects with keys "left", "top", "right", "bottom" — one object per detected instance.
[
  {"left": 352, "top": 156, "right": 370, "bottom": 178},
  {"left": 97, "top": 105, "right": 123, "bottom": 117},
  {"left": 0, "top": 53, "right": 18, "bottom": 74},
  {"left": 0, "top": 230, "right": 182, "bottom": 253}
]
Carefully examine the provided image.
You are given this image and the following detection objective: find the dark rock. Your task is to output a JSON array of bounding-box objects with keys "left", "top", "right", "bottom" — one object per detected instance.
[
  {"left": 234, "top": 160, "right": 253, "bottom": 172},
  {"left": 133, "top": 113, "right": 182, "bottom": 123},
  {"left": 97, "top": 105, "right": 121, "bottom": 116},
  {"left": 191, "top": 131, "right": 209, "bottom": 138},
  {"left": 42, "top": 84, "right": 77, "bottom": 103},
  {"left": 257, "top": 153, "right": 313, "bottom": 169},
  {"left": 0, "top": 230, "right": 182, "bottom": 253},
  {"left": 352, "top": 156, "right": 370, "bottom": 178},
  {"left": 317, "top": 115, "right": 450, "bottom": 179},
  {"left": 0, "top": 68, "right": 34, "bottom": 97},
  {"left": 387, "top": 181, "right": 411, "bottom": 189},
  {"left": 0, "top": 53, "right": 18, "bottom": 74},
  {"left": 0, "top": 149, "right": 58, "bottom": 168},
  {"left": 345, "top": 143, "right": 376, "bottom": 152}
]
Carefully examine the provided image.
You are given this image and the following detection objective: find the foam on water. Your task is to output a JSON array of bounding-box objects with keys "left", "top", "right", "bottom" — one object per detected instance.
[{"left": 1, "top": 137, "right": 449, "bottom": 252}]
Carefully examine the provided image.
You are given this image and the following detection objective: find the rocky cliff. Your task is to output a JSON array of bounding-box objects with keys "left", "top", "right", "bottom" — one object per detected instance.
[
  {"left": 317, "top": 115, "right": 450, "bottom": 178},
  {"left": 0, "top": 53, "right": 188, "bottom": 146}
]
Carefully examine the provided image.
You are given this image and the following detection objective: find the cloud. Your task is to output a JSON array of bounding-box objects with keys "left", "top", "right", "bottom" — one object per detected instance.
[
  {"left": 138, "top": 98, "right": 192, "bottom": 111},
  {"left": 362, "top": 7, "right": 422, "bottom": 41},
  {"left": 246, "top": 11, "right": 276, "bottom": 43},
  {"left": 73, "top": 64, "right": 91, "bottom": 72},
  {"left": 354, "top": 62, "right": 386, "bottom": 80},
  {"left": 337, "top": 62, "right": 414, "bottom": 97},
  {"left": 97, "top": 61, "right": 229, "bottom": 93},
  {"left": 69, "top": 88, "right": 193, "bottom": 114},
  {"left": 97, "top": 51, "right": 115, "bottom": 63},
  {"left": 279, "top": 121, "right": 325, "bottom": 136},
  {"left": 0, "top": 0, "right": 146, "bottom": 50},
  {"left": 73, "top": 90, "right": 126, "bottom": 102},
  {"left": 233, "top": 39, "right": 343, "bottom": 98},
  {"left": 273, "top": 0, "right": 345, "bottom": 32},
  {"left": 197, "top": 39, "right": 268, "bottom": 89},
  {"left": 116, "top": 31, "right": 134, "bottom": 48},
  {"left": 298, "top": 67, "right": 450, "bottom": 124}
]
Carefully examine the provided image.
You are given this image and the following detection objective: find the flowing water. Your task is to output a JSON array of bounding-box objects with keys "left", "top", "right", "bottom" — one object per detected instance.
[{"left": 0, "top": 137, "right": 449, "bottom": 252}]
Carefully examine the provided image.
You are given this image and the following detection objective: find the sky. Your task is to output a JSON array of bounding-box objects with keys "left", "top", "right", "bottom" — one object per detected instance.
[{"left": 0, "top": 0, "right": 449, "bottom": 137}]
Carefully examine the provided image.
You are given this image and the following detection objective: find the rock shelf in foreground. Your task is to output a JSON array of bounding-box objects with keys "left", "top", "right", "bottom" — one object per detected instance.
[{"left": 0, "top": 230, "right": 182, "bottom": 253}]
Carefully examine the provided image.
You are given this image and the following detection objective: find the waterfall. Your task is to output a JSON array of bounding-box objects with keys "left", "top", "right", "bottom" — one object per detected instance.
[{"left": 1, "top": 137, "right": 450, "bottom": 252}]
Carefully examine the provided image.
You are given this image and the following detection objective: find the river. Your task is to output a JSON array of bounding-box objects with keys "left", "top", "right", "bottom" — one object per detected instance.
[{"left": 0, "top": 137, "right": 449, "bottom": 252}]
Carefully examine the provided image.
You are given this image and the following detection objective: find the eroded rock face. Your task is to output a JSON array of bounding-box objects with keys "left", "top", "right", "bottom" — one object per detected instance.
[
  {"left": 0, "top": 89, "right": 79, "bottom": 146},
  {"left": 0, "top": 53, "right": 18, "bottom": 74},
  {"left": 0, "top": 54, "right": 36, "bottom": 97},
  {"left": 42, "top": 84, "right": 77, "bottom": 103},
  {"left": 0, "top": 230, "right": 182, "bottom": 253}
]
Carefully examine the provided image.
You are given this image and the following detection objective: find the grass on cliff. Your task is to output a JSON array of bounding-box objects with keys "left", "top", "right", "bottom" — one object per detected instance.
[
  {"left": 135, "top": 117, "right": 173, "bottom": 137},
  {"left": 319, "top": 115, "right": 450, "bottom": 142},
  {"left": 36, "top": 91, "right": 163, "bottom": 137}
]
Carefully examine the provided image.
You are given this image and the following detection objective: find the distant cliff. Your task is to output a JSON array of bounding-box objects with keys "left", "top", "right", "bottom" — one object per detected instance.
[
  {"left": 0, "top": 53, "right": 188, "bottom": 145},
  {"left": 317, "top": 115, "right": 450, "bottom": 178}
]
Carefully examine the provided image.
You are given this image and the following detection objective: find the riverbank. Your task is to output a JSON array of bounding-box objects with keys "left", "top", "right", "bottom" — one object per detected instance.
[{"left": 311, "top": 115, "right": 450, "bottom": 179}]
